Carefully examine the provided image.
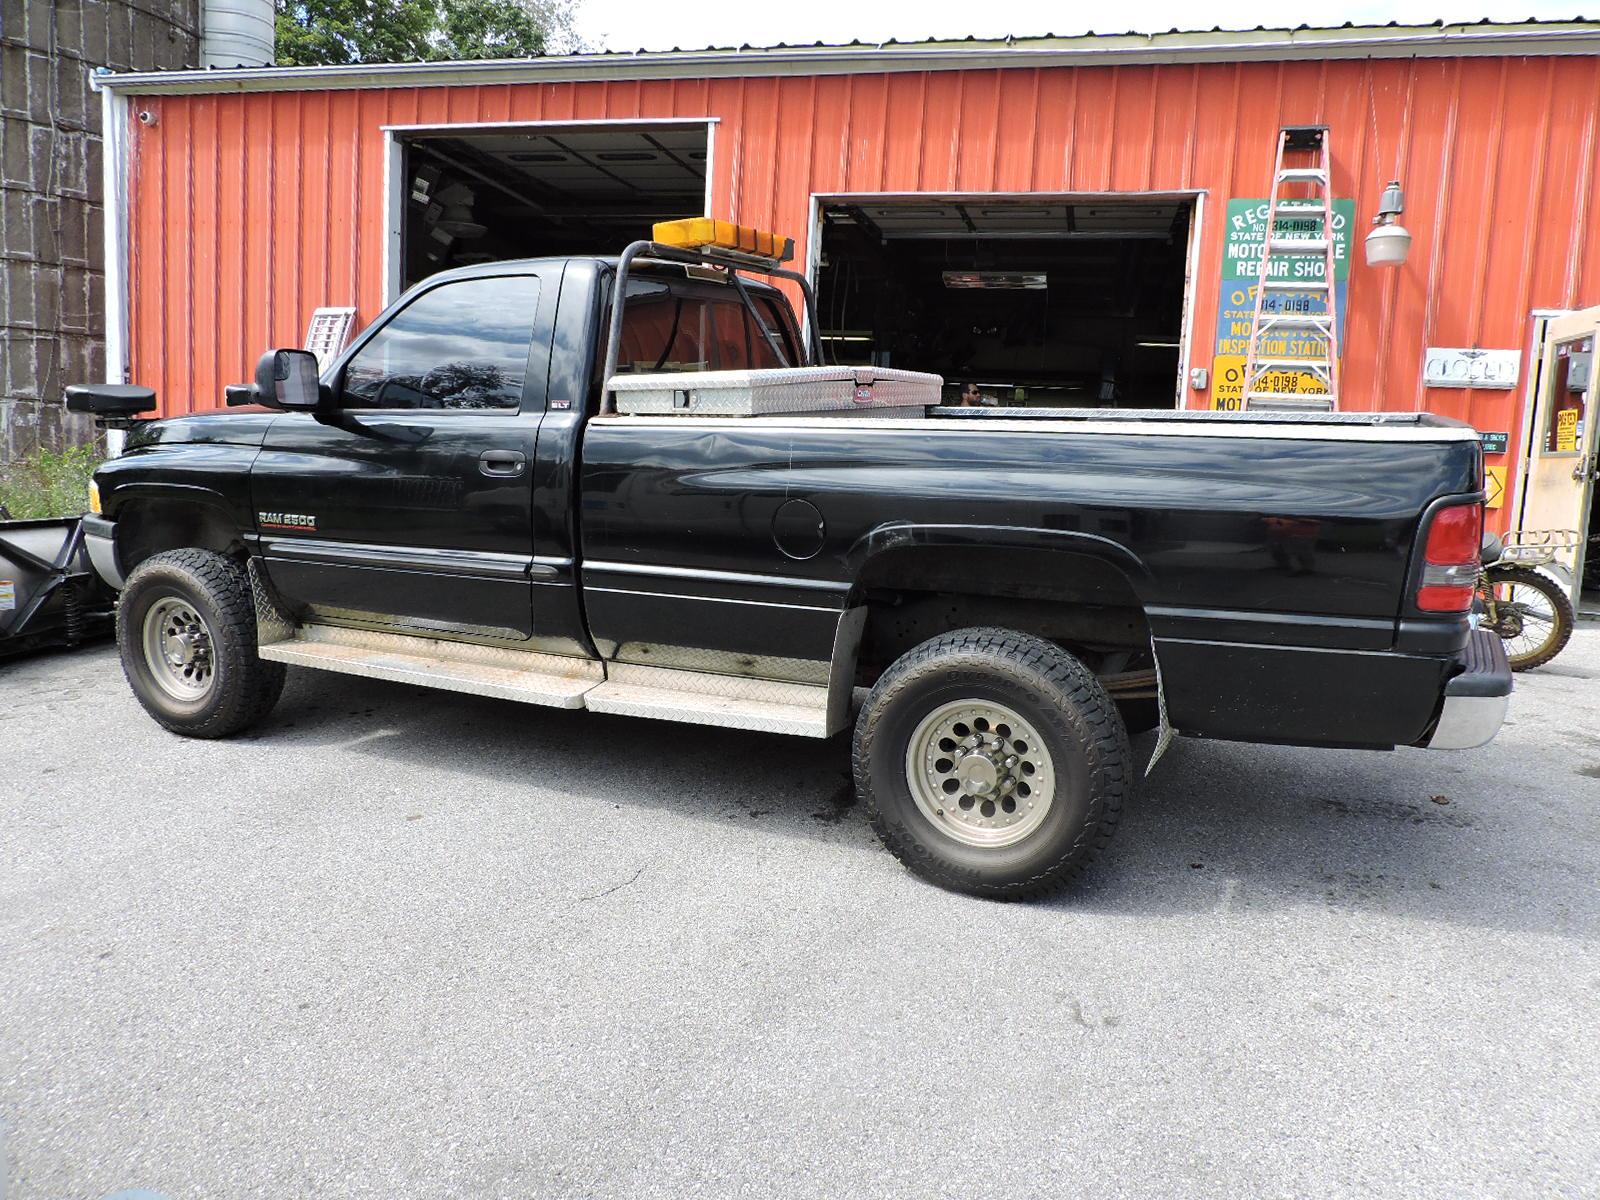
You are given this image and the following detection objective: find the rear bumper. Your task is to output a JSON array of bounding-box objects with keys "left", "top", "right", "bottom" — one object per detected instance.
[
  {"left": 81, "top": 514, "right": 124, "bottom": 590},
  {"left": 1424, "top": 629, "right": 1512, "bottom": 749}
]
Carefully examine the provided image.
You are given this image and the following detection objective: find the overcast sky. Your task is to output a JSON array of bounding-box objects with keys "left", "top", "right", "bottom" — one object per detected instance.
[{"left": 573, "top": 0, "right": 1586, "bottom": 52}]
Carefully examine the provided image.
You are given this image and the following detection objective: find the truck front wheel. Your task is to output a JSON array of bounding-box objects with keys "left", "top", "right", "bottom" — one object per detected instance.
[
  {"left": 854, "top": 628, "right": 1130, "bottom": 899},
  {"left": 116, "top": 549, "right": 286, "bottom": 738}
]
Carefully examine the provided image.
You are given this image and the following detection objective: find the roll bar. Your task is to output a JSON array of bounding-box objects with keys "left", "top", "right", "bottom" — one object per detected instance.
[{"left": 600, "top": 240, "right": 826, "bottom": 415}]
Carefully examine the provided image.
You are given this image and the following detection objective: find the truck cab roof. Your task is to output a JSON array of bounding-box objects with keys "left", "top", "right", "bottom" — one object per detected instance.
[{"left": 404, "top": 254, "right": 788, "bottom": 297}]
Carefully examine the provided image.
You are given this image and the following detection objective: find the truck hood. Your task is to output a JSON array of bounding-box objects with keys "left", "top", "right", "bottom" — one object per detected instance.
[{"left": 123, "top": 407, "right": 280, "bottom": 450}]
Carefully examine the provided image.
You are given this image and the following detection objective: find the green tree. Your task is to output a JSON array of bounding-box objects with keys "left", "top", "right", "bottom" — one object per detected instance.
[{"left": 275, "top": 0, "right": 583, "bottom": 66}]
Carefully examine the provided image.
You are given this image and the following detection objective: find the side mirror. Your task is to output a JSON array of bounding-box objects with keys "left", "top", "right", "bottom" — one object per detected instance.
[{"left": 253, "top": 348, "right": 324, "bottom": 411}]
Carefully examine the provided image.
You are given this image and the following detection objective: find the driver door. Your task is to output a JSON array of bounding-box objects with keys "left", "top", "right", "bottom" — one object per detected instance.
[{"left": 251, "top": 267, "right": 557, "bottom": 640}]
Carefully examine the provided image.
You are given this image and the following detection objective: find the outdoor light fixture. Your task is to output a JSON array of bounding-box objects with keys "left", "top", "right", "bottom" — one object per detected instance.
[{"left": 1365, "top": 180, "right": 1412, "bottom": 268}]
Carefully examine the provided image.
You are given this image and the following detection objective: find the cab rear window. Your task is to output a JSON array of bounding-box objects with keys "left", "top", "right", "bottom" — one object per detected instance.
[{"left": 615, "top": 282, "right": 794, "bottom": 374}]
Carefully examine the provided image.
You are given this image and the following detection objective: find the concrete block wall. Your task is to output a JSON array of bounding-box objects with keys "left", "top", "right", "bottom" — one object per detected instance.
[{"left": 1, "top": 0, "right": 201, "bottom": 460}]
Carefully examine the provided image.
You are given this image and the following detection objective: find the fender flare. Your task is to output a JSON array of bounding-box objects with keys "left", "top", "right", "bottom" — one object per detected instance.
[
  {"left": 105, "top": 483, "right": 248, "bottom": 574},
  {"left": 833, "top": 522, "right": 1174, "bottom": 767},
  {"left": 106, "top": 480, "right": 239, "bottom": 523},
  {"left": 842, "top": 521, "right": 1155, "bottom": 604}
]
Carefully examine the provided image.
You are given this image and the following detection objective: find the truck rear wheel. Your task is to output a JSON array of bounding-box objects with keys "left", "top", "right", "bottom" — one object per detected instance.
[
  {"left": 853, "top": 628, "right": 1129, "bottom": 899},
  {"left": 116, "top": 549, "right": 286, "bottom": 738}
]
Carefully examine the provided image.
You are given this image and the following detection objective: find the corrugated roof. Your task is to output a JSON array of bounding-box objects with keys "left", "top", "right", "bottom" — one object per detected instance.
[
  {"left": 597, "top": 16, "right": 1597, "bottom": 56},
  {"left": 93, "top": 17, "right": 1600, "bottom": 95}
]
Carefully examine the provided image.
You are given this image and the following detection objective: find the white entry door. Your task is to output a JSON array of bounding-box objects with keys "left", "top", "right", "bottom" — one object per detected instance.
[{"left": 1517, "top": 305, "right": 1600, "bottom": 599}]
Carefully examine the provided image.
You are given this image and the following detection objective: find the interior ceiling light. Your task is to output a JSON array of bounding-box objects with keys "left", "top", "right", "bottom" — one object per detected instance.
[{"left": 942, "top": 271, "right": 1047, "bottom": 290}]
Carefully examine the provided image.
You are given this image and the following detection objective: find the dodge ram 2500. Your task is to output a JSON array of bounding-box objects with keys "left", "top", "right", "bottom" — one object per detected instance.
[{"left": 69, "top": 220, "right": 1510, "bottom": 898}]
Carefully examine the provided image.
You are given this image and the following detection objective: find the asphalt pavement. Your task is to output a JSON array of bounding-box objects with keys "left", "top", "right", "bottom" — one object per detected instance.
[{"left": 3, "top": 630, "right": 1598, "bottom": 1199}]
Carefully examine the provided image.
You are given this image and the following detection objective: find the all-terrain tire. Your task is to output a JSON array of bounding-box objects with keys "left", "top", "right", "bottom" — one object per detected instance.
[
  {"left": 854, "top": 628, "right": 1130, "bottom": 899},
  {"left": 116, "top": 549, "right": 286, "bottom": 738},
  {"left": 1489, "top": 566, "right": 1575, "bottom": 671}
]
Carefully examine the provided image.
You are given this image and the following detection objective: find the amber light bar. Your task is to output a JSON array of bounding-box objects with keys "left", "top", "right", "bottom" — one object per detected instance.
[{"left": 652, "top": 218, "right": 795, "bottom": 264}]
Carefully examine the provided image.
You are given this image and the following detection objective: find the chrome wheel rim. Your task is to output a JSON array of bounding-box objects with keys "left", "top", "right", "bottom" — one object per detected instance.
[
  {"left": 141, "top": 596, "right": 216, "bottom": 701},
  {"left": 905, "top": 699, "right": 1056, "bottom": 848}
]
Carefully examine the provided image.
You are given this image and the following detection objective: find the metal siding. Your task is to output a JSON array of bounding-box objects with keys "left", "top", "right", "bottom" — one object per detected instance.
[
  {"left": 185, "top": 99, "right": 210, "bottom": 410},
  {"left": 992, "top": 70, "right": 1039, "bottom": 191},
  {"left": 877, "top": 75, "right": 921, "bottom": 191},
  {"left": 126, "top": 57, "right": 1600, "bottom": 525}
]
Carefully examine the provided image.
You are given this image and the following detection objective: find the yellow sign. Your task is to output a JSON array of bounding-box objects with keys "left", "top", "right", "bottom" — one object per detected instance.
[
  {"left": 1485, "top": 464, "right": 1506, "bottom": 509},
  {"left": 1210, "top": 354, "right": 1246, "bottom": 410},
  {"left": 1554, "top": 406, "right": 1579, "bottom": 453},
  {"left": 1209, "top": 354, "right": 1329, "bottom": 411}
]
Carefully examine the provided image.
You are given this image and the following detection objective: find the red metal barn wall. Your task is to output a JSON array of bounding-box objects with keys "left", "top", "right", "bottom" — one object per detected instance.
[{"left": 125, "top": 56, "right": 1600, "bottom": 524}]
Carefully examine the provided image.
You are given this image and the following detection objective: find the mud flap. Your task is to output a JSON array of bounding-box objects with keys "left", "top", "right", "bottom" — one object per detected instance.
[{"left": 1146, "top": 635, "right": 1175, "bottom": 775}]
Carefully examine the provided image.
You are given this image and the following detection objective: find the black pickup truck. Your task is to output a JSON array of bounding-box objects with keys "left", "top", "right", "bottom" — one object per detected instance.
[{"left": 71, "top": 223, "right": 1510, "bottom": 898}]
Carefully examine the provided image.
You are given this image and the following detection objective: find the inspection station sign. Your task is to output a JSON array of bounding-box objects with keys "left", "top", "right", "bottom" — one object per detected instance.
[{"left": 1210, "top": 198, "right": 1354, "bottom": 410}]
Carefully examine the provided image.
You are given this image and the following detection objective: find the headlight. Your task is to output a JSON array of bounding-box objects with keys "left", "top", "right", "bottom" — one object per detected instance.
[{"left": 88, "top": 480, "right": 101, "bottom": 515}]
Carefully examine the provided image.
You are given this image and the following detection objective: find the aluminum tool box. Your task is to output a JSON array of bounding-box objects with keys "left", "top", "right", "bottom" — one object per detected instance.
[{"left": 608, "top": 365, "right": 944, "bottom": 416}]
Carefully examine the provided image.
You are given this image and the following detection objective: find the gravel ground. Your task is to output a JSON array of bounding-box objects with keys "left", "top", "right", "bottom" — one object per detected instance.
[{"left": 2, "top": 630, "right": 1598, "bottom": 1199}]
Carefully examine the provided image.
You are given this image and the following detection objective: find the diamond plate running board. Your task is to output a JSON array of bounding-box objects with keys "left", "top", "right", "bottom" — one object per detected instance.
[
  {"left": 583, "top": 662, "right": 835, "bottom": 737},
  {"left": 257, "top": 624, "right": 604, "bottom": 708}
]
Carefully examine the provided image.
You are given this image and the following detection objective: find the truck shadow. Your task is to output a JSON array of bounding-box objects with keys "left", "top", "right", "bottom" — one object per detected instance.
[
  {"left": 256, "top": 666, "right": 1595, "bottom": 941},
  {"left": 1076, "top": 734, "right": 1596, "bottom": 939}
]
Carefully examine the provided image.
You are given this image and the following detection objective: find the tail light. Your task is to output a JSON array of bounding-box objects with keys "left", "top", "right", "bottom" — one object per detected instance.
[{"left": 1415, "top": 502, "right": 1483, "bottom": 612}]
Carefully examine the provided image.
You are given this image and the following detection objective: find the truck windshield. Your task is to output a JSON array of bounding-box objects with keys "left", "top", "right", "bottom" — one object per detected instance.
[{"left": 615, "top": 280, "right": 793, "bottom": 374}]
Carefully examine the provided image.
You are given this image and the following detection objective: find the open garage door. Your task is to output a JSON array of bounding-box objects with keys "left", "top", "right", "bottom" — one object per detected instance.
[
  {"left": 814, "top": 197, "right": 1194, "bottom": 408},
  {"left": 396, "top": 122, "right": 710, "bottom": 290}
]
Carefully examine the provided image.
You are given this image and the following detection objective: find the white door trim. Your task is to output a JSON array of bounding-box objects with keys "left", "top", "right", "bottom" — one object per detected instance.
[
  {"left": 98, "top": 85, "right": 133, "bottom": 455},
  {"left": 381, "top": 118, "right": 718, "bottom": 305},
  {"left": 805, "top": 189, "right": 1206, "bottom": 410},
  {"left": 1510, "top": 309, "right": 1570, "bottom": 526}
]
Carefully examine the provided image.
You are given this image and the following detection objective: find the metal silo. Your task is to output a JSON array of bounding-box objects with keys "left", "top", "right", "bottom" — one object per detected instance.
[{"left": 202, "top": 0, "right": 274, "bottom": 68}]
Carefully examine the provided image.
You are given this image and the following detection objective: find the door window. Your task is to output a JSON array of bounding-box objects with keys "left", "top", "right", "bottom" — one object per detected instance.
[
  {"left": 1543, "top": 335, "right": 1593, "bottom": 455},
  {"left": 342, "top": 275, "right": 542, "bottom": 410}
]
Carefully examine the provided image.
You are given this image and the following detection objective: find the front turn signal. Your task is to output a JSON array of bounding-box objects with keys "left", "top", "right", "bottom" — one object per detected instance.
[{"left": 88, "top": 480, "right": 101, "bottom": 515}]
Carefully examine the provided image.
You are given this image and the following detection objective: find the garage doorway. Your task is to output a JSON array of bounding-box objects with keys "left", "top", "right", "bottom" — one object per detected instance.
[
  {"left": 811, "top": 194, "right": 1197, "bottom": 408},
  {"left": 387, "top": 121, "right": 713, "bottom": 293}
]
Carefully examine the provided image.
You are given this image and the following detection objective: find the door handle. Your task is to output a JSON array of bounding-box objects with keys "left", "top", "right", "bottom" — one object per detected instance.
[{"left": 479, "top": 449, "right": 526, "bottom": 477}]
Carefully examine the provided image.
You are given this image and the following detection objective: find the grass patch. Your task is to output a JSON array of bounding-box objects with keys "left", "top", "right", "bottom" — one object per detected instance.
[{"left": 0, "top": 444, "right": 103, "bottom": 520}]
